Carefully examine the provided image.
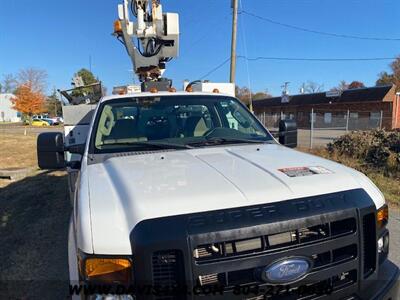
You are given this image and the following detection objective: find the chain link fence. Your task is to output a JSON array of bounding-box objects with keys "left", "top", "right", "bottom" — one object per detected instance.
[{"left": 256, "top": 108, "right": 393, "bottom": 149}]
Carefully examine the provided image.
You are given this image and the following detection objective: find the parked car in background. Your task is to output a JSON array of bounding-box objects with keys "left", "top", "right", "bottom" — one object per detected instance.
[
  {"left": 31, "top": 119, "right": 50, "bottom": 127},
  {"left": 31, "top": 115, "right": 63, "bottom": 125},
  {"left": 32, "top": 114, "right": 48, "bottom": 120},
  {"left": 42, "top": 118, "right": 56, "bottom": 126}
]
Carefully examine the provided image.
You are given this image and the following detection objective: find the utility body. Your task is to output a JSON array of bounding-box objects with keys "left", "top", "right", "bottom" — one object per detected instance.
[
  {"left": 36, "top": 1, "right": 399, "bottom": 299},
  {"left": 38, "top": 91, "right": 398, "bottom": 300}
]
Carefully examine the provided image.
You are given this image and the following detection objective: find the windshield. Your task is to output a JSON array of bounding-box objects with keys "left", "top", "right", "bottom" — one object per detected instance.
[{"left": 91, "top": 95, "right": 274, "bottom": 153}]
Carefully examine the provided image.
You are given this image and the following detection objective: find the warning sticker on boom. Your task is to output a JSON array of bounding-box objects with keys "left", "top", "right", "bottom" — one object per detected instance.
[{"left": 279, "top": 166, "right": 333, "bottom": 177}]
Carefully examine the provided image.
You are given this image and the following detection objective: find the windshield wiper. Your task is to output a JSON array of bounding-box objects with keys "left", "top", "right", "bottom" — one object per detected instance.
[
  {"left": 101, "top": 141, "right": 194, "bottom": 150},
  {"left": 187, "top": 137, "right": 272, "bottom": 147}
]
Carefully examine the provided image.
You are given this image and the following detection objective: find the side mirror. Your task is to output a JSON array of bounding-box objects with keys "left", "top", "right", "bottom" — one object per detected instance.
[
  {"left": 67, "top": 143, "right": 86, "bottom": 155},
  {"left": 279, "top": 119, "right": 298, "bottom": 148},
  {"left": 37, "top": 132, "right": 66, "bottom": 169}
]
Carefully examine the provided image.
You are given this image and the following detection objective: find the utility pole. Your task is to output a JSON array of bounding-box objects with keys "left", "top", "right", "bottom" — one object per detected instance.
[
  {"left": 230, "top": 0, "right": 239, "bottom": 83},
  {"left": 281, "top": 82, "right": 290, "bottom": 95}
]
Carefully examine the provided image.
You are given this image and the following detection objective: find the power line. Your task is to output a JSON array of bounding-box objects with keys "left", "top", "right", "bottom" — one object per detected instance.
[
  {"left": 199, "top": 57, "right": 231, "bottom": 80},
  {"left": 238, "top": 56, "right": 397, "bottom": 62},
  {"left": 241, "top": 10, "right": 400, "bottom": 41},
  {"left": 199, "top": 55, "right": 396, "bottom": 81}
]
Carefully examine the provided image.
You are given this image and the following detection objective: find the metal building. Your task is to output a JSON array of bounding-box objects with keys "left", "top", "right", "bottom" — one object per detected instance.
[{"left": 0, "top": 93, "right": 21, "bottom": 122}]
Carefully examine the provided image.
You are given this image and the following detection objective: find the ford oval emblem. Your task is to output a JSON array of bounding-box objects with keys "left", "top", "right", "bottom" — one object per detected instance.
[{"left": 262, "top": 257, "right": 312, "bottom": 284}]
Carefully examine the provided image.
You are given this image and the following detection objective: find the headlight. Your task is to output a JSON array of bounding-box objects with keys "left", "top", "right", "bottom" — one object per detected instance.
[
  {"left": 80, "top": 256, "right": 133, "bottom": 285},
  {"left": 377, "top": 204, "right": 389, "bottom": 229},
  {"left": 378, "top": 234, "right": 389, "bottom": 254}
]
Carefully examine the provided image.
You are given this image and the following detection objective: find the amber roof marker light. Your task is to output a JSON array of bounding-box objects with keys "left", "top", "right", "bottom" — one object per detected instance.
[{"left": 113, "top": 20, "right": 123, "bottom": 35}]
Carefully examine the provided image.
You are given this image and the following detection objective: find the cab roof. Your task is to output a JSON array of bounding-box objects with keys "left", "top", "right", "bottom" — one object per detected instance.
[{"left": 100, "top": 91, "right": 234, "bottom": 103}]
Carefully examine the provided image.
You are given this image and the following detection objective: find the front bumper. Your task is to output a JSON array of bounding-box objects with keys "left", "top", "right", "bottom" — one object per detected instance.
[
  {"left": 81, "top": 189, "right": 399, "bottom": 300},
  {"left": 84, "top": 260, "right": 399, "bottom": 300},
  {"left": 360, "top": 259, "right": 399, "bottom": 300}
]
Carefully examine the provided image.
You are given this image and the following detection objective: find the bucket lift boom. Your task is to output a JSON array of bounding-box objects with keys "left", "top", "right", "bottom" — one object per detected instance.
[{"left": 113, "top": 0, "right": 180, "bottom": 84}]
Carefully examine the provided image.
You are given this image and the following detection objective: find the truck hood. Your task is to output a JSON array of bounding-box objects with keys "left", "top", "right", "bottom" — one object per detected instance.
[{"left": 86, "top": 144, "right": 385, "bottom": 254}]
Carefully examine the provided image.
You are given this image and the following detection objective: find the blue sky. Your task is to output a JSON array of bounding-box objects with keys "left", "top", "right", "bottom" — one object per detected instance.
[{"left": 0, "top": 0, "right": 399, "bottom": 96}]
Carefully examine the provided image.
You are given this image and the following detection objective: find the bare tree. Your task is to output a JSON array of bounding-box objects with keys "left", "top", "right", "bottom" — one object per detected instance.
[
  {"left": 17, "top": 68, "right": 48, "bottom": 93},
  {"left": 2, "top": 73, "right": 18, "bottom": 93},
  {"left": 331, "top": 80, "right": 349, "bottom": 93},
  {"left": 235, "top": 85, "right": 252, "bottom": 105},
  {"left": 302, "top": 81, "right": 324, "bottom": 93}
]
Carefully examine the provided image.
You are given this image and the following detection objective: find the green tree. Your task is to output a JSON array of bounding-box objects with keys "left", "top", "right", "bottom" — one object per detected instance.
[
  {"left": 77, "top": 68, "right": 97, "bottom": 85},
  {"left": 46, "top": 90, "right": 63, "bottom": 117},
  {"left": 71, "top": 68, "right": 99, "bottom": 97}
]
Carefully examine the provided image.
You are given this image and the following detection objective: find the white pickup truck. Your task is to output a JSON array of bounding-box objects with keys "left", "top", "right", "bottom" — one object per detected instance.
[{"left": 37, "top": 92, "right": 398, "bottom": 300}]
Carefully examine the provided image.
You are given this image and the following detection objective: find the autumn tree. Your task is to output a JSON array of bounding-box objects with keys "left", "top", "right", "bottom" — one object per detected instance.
[
  {"left": 236, "top": 86, "right": 272, "bottom": 105},
  {"left": 253, "top": 91, "right": 272, "bottom": 101},
  {"left": 376, "top": 72, "right": 395, "bottom": 86},
  {"left": 11, "top": 84, "right": 46, "bottom": 123},
  {"left": 348, "top": 81, "right": 365, "bottom": 89},
  {"left": 376, "top": 56, "right": 400, "bottom": 90}
]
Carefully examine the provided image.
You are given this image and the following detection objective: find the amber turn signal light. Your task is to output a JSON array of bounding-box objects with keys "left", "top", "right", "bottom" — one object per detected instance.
[
  {"left": 85, "top": 258, "right": 132, "bottom": 284},
  {"left": 377, "top": 205, "right": 389, "bottom": 229}
]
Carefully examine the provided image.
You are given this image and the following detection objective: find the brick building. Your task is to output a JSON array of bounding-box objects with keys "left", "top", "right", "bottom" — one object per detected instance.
[{"left": 253, "top": 85, "right": 400, "bottom": 130}]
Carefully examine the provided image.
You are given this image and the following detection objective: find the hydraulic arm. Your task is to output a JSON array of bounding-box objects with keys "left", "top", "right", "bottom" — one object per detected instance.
[{"left": 113, "top": 0, "right": 180, "bottom": 84}]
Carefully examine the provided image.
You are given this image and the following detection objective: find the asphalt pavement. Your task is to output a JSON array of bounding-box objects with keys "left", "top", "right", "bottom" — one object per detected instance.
[
  {"left": 388, "top": 205, "right": 400, "bottom": 268},
  {"left": 0, "top": 125, "right": 63, "bottom": 135}
]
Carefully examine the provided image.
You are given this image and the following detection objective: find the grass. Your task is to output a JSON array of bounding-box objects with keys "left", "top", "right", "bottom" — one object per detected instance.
[
  {"left": 301, "top": 147, "right": 400, "bottom": 205},
  {"left": 0, "top": 133, "right": 38, "bottom": 170},
  {"left": 0, "top": 132, "right": 70, "bottom": 298}
]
